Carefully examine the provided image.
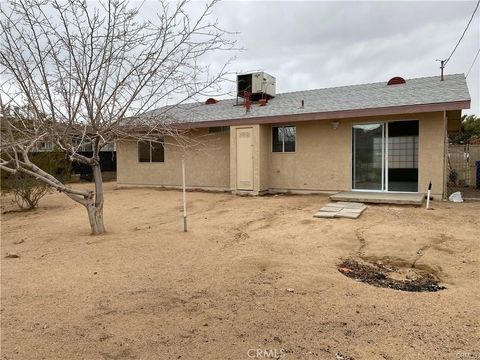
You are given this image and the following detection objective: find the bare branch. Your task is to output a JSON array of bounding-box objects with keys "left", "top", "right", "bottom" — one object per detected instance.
[{"left": 0, "top": 0, "right": 236, "bottom": 234}]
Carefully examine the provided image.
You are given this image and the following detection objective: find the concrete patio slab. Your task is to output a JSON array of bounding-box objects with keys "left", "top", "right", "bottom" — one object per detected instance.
[
  {"left": 335, "top": 202, "right": 367, "bottom": 208},
  {"left": 330, "top": 191, "right": 425, "bottom": 205}
]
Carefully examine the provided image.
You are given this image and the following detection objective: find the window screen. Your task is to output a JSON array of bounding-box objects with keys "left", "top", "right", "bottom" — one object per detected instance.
[
  {"left": 272, "top": 127, "right": 283, "bottom": 152},
  {"left": 138, "top": 141, "right": 151, "bottom": 162},
  {"left": 151, "top": 142, "right": 164, "bottom": 162},
  {"left": 283, "top": 126, "right": 296, "bottom": 152},
  {"left": 272, "top": 126, "right": 296, "bottom": 152},
  {"left": 138, "top": 141, "right": 164, "bottom": 163}
]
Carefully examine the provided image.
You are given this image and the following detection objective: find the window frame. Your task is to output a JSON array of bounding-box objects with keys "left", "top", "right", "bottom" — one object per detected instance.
[
  {"left": 137, "top": 140, "right": 165, "bottom": 163},
  {"left": 271, "top": 125, "right": 296, "bottom": 153},
  {"left": 208, "top": 126, "right": 230, "bottom": 134},
  {"left": 38, "top": 141, "right": 54, "bottom": 151}
]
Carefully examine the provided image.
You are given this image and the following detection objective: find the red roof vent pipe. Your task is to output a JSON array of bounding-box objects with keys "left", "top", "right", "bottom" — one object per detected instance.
[
  {"left": 387, "top": 77, "right": 406, "bottom": 85},
  {"left": 243, "top": 91, "right": 251, "bottom": 112},
  {"left": 205, "top": 98, "right": 219, "bottom": 105}
]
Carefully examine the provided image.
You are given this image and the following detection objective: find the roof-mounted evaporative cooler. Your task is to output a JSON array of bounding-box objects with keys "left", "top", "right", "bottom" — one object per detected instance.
[{"left": 237, "top": 72, "right": 276, "bottom": 101}]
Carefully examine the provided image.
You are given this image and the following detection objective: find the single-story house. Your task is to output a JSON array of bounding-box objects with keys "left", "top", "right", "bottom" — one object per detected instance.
[{"left": 117, "top": 72, "right": 471, "bottom": 200}]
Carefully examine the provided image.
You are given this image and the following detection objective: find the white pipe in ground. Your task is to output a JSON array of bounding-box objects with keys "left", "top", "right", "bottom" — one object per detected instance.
[
  {"left": 426, "top": 181, "right": 432, "bottom": 209},
  {"left": 182, "top": 155, "right": 187, "bottom": 232}
]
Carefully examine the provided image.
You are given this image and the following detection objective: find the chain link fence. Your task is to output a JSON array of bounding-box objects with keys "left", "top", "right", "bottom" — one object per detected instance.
[{"left": 447, "top": 143, "right": 480, "bottom": 200}]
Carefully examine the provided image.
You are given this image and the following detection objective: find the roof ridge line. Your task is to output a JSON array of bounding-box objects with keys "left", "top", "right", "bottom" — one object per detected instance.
[{"left": 274, "top": 73, "right": 466, "bottom": 97}]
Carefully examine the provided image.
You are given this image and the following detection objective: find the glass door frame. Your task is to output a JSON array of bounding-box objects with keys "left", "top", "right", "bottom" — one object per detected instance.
[
  {"left": 352, "top": 122, "right": 385, "bottom": 192},
  {"left": 351, "top": 119, "right": 419, "bottom": 193}
]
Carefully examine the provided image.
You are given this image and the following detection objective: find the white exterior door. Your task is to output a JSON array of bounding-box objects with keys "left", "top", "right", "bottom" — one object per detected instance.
[{"left": 236, "top": 127, "right": 254, "bottom": 190}]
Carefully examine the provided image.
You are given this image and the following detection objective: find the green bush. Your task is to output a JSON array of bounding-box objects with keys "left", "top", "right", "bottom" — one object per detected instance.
[
  {"left": 449, "top": 169, "right": 458, "bottom": 185},
  {"left": 1, "top": 151, "right": 72, "bottom": 190},
  {"left": 4, "top": 173, "right": 50, "bottom": 210}
]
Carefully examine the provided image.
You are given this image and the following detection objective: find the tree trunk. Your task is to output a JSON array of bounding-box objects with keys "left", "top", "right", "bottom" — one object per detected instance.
[
  {"left": 86, "top": 201, "right": 105, "bottom": 235},
  {"left": 86, "top": 162, "right": 106, "bottom": 235}
]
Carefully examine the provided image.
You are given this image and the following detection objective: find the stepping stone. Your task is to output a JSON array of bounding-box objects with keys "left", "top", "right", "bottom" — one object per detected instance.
[
  {"left": 324, "top": 203, "right": 346, "bottom": 208},
  {"left": 314, "top": 202, "right": 367, "bottom": 219},
  {"left": 341, "top": 207, "right": 367, "bottom": 214},
  {"left": 318, "top": 206, "right": 342, "bottom": 212},
  {"left": 313, "top": 211, "right": 337, "bottom": 218},
  {"left": 337, "top": 212, "right": 361, "bottom": 219}
]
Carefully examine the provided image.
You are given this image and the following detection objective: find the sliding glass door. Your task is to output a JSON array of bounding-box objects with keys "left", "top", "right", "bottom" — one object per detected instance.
[
  {"left": 352, "top": 123, "right": 384, "bottom": 191},
  {"left": 387, "top": 121, "right": 419, "bottom": 192},
  {"left": 352, "top": 121, "right": 419, "bottom": 192}
]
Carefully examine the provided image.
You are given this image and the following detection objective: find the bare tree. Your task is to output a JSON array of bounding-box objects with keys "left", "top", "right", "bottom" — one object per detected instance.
[{"left": 0, "top": 0, "right": 235, "bottom": 234}]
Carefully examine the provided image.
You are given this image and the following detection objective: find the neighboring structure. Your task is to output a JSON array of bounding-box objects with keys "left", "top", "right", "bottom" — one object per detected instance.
[
  {"left": 33, "top": 141, "right": 117, "bottom": 181},
  {"left": 68, "top": 142, "right": 116, "bottom": 181},
  {"left": 116, "top": 72, "right": 471, "bottom": 200}
]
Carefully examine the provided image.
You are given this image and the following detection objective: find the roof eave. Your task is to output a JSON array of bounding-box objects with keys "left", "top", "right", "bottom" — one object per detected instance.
[{"left": 175, "top": 100, "right": 471, "bottom": 129}]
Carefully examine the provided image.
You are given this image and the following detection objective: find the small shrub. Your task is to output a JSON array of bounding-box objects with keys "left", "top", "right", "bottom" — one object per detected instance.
[
  {"left": 449, "top": 169, "right": 458, "bottom": 185},
  {"left": 7, "top": 173, "right": 50, "bottom": 210},
  {"left": 1, "top": 151, "right": 72, "bottom": 191}
]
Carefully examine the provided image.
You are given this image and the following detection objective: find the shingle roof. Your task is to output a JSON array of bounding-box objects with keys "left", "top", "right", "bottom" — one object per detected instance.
[{"left": 148, "top": 73, "right": 470, "bottom": 125}]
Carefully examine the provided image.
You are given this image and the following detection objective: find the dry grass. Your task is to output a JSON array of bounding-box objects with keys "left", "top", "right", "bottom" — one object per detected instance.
[{"left": 1, "top": 182, "right": 479, "bottom": 359}]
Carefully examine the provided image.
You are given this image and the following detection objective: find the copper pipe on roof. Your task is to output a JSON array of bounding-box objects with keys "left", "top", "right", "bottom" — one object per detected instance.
[{"left": 244, "top": 91, "right": 251, "bottom": 112}]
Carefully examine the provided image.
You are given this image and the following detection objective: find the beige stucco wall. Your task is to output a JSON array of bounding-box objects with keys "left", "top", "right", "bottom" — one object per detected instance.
[
  {"left": 418, "top": 112, "right": 447, "bottom": 197},
  {"left": 117, "top": 129, "right": 230, "bottom": 190},
  {"left": 268, "top": 119, "right": 349, "bottom": 192},
  {"left": 266, "top": 111, "right": 446, "bottom": 198},
  {"left": 117, "top": 111, "right": 447, "bottom": 198},
  {"left": 258, "top": 124, "right": 270, "bottom": 192}
]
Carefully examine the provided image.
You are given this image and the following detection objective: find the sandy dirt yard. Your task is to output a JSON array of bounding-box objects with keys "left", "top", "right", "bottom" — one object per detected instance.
[{"left": 1, "top": 182, "right": 479, "bottom": 360}]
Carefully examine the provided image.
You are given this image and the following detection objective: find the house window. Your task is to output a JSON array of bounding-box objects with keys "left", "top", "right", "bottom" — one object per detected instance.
[
  {"left": 138, "top": 141, "right": 164, "bottom": 163},
  {"left": 272, "top": 126, "right": 296, "bottom": 152},
  {"left": 38, "top": 141, "right": 53, "bottom": 151},
  {"left": 208, "top": 126, "right": 230, "bottom": 134},
  {"left": 81, "top": 143, "right": 93, "bottom": 152},
  {"left": 72, "top": 139, "right": 93, "bottom": 152}
]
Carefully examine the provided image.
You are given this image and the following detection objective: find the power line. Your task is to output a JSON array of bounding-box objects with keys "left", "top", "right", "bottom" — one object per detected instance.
[
  {"left": 444, "top": 0, "right": 480, "bottom": 65},
  {"left": 466, "top": 48, "right": 480, "bottom": 78}
]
